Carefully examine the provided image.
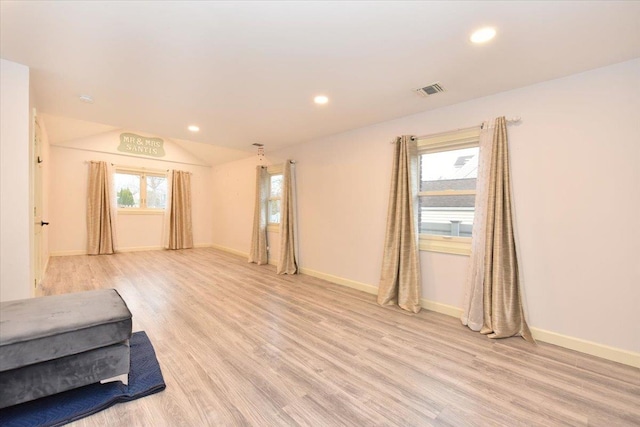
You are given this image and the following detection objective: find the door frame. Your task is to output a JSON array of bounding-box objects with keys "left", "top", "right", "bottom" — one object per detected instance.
[{"left": 31, "top": 108, "right": 44, "bottom": 289}]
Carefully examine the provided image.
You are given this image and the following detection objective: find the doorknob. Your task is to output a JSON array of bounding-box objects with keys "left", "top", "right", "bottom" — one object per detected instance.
[{"left": 40, "top": 221, "right": 49, "bottom": 226}]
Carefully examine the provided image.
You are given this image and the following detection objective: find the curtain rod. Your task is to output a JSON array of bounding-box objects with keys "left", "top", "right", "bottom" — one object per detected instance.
[
  {"left": 480, "top": 116, "right": 521, "bottom": 129},
  {"left": 84, "top": 161, "right": 194, "bottom": 174},
  {"left": 111, "top": 163, "right": 169, "bottom": 173},
  {"left": 84, "top": 160, "right": 169, "bottom": 172},
  {"left": 259, "top": 160, "right": 296, "bottom": 168},
  {"left": 410, "top": 125, "right": 480, "bottom": 141},
  {"left": 398, "top": 116, "right": 522, "bottom": 143}
]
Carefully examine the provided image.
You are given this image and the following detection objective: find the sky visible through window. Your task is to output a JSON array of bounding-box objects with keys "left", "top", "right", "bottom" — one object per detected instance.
[{"left": 421, "top": 147, "right": 479, "bottom": 181}]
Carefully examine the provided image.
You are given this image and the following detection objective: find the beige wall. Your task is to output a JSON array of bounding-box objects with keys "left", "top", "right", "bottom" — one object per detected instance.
[
  {"left": 211, "top": 59, "right": 640, "bottom": 354},
  {"left": 48, "top": 130, "right": 213, "bottom": 254},
  {"left": 210, "top": 157, "right": 284, "bottom": 262},
  {"left": 0, "top": 59, "right": 31, "bottom": 301}
]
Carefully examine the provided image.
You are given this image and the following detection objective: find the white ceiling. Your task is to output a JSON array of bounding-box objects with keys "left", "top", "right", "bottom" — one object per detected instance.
[{"left": 2, "top": 1, "right": 639, "bottom": 161}]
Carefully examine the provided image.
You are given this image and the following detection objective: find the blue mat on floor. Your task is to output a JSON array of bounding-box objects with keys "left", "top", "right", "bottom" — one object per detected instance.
[{"left": 0, "top": 331, "right": 166, "bottom": 427}]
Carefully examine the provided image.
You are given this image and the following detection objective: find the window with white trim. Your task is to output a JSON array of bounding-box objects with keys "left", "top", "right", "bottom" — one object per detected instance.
[
  {"left": 114, "top": 168, "right": 167, "bottom": 214},
  {"left": 418, "top": 128, "right": 480, "bottom": 255},
  {"left": 267, "top": 165, "right": 283, "bottom": 230}
]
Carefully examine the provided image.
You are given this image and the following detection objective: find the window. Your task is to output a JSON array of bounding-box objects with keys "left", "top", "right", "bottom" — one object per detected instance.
[
  {"left": 115, "top": 168, "right": 167, "bottom": 214},
  {"left": 266, "top": 165, "right": 283, "bottom": 231},
  {"left": 417, "top": 128, "right": 480, "bottom": 255},
  {"left": 268, "top": 174, "right": 283, "bottom": 224}
]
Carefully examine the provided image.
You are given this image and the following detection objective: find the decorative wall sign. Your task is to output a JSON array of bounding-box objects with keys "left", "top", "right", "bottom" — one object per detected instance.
[{"left": 118, "top": 133, "right": 165, "bottom": 157}]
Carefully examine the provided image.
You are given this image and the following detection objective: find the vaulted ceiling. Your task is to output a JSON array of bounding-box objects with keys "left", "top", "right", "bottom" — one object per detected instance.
[{"left": 2, "top": 1, "right": 639, "bottom": 161}]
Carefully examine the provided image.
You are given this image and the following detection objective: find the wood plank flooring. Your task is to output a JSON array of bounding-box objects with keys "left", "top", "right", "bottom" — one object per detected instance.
[{"left": 39, "top": 248, "right": 640, "bottom": 426}]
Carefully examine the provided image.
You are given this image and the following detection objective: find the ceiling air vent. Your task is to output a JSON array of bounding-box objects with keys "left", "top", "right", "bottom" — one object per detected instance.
[{"left": 415, "top": 82, "right": 445, "bottom": 97}]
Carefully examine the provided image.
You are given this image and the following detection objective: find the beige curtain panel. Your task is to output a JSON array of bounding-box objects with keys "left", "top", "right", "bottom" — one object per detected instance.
[
  {"left": 377, "top": 136, "right": 422, "bottom": 313},
  {"left": 248, "top": 166, "right": 269, "bottom": 265},
  {"left": 162, "top": 170, "right": 174, "bottom": 249},
  {"left": 277, "top": 160, "right": 299, "bottom": 275},
  {"left": 87, "top": 160, "right": 117, "bottom": 255},
  {"left": 461, "top": 126, "right": 493, "bottom": 331},
  {"left": 168, "top": 170, "right": 193, "bottom": 250},
  {"left": 464, "top": 117, "right": 532, "bottom": 341}
]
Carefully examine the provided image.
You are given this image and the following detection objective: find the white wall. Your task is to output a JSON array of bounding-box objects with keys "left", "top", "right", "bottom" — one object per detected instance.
[
  {"left": 211, "top": 59, "right": 640, "bottom": 355},
  {"left": 48, "top": 130, "right": 213, "bottom": 253},
  {"left": 0, "top": 59, "right": 31, "bottom": 302},
  {"left": 210, "top": 157, "right": 284, "bottom": 262},
  {"left": 211, "top": 157, "right": 257, "bottom": 255}
]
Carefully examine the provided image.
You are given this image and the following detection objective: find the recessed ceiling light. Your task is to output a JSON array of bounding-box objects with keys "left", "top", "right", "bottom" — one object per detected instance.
[
  {"left": 78, "top": 94, "right": 94, "bottom": 103},
  {"left": 470, "top": 27, "right": 496, "bottom": 44},
  {"left": 314, "top": 95, "right": 329, "bottom": 105},
  {"left": 188, "top": 125, "right": 200, "bottom": 132}
]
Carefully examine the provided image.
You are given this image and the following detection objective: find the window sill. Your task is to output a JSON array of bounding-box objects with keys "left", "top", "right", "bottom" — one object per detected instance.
[
  {"left": 118, "top": 209, "right": 165, "bottom": 215},
  {"left": 419, "top": 235, "right": 471, "bottom": 256},
  {"left": 267, "top": 223, "right": 280, "bottom": 233}
]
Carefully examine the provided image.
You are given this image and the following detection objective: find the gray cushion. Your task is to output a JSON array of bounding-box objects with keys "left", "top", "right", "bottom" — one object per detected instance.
[
  {"left": 0, "top": 289, "right": 132, "bottom": 372},
  {"left": 0, "top": 341, "right": 130, "bottom": 408}
]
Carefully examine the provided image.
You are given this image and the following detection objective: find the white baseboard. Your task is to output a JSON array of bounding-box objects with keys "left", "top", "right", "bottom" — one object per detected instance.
[
  {"left": 118, "top": 245, "right": 163, "bottom": 253},
  {"left": 119, "top": 244, "right": 213, "bottom": 252},
  {"left": 194, "top": 243, "right": 213, "bottom": 248},
  {"left": 209, "top": 243, "right": 280, "bottom": 266},
  {"left": 295, "top": 267, "right": 639, "bottom": 368},
  {"left": 209, "top": 243, "right": 249, "bottom": 258},
  {"left": 201, "top": 245, "right": 640, "bottom": 368},
  {"left": 530, "top": 327, "right": 639, "bottom": 368},
  {"left": 299, "top": 267, "right": 378, "bottom": 295},
  {"left": 298, "top": 267, "right": 465, "bottom": 320},
  {"left": 51, "top": 243, "right": 214, "bottom": 257},
  {"left": 50, "top": 249, "right": 86, "bottom": 256},
  {"left": 419, "top": 299, "right": 639, "bottom": 367},
  {"left": 420, "top": 299, "right": 464, "bottom": 318}
]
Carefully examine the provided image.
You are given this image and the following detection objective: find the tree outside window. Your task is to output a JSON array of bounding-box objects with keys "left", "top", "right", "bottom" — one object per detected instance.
[{"left": 115, "top": 170, "right": 167, "bottom": 210}]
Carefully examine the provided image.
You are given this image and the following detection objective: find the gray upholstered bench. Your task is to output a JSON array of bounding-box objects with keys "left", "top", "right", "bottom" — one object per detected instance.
[{"left": 0, "top": 289, "right": 132, "bottom": 408}]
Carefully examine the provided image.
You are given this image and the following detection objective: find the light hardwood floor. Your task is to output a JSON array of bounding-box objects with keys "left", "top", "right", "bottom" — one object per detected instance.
[{"left": 40, "top": 248, "right": 639, "bottom": 426}]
